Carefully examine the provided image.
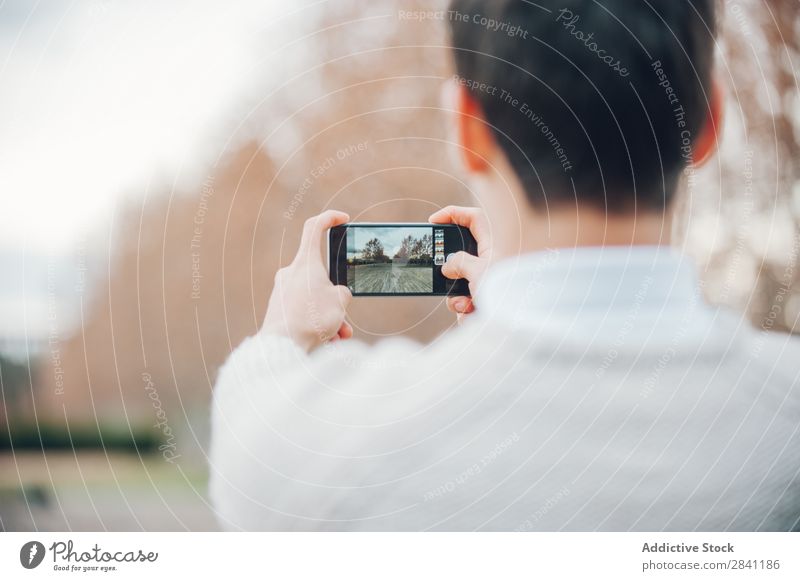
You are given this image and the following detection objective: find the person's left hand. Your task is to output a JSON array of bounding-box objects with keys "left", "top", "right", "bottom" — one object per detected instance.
[
  {"left": 429, "top": 206, "right": 491, "bottom": 323},
  {"left": 261, "top": 210, "right": 353, "bottom": 352}
]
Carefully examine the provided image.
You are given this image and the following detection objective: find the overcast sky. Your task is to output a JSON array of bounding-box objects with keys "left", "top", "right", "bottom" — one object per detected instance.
[{"left": 0, "top": 0, "right": 318, "bottom": 345}]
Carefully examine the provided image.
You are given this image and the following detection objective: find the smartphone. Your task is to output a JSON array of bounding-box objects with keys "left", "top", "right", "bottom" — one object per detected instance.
[{"left": 329, "top": 223, "right": 478, "bottom": 297}]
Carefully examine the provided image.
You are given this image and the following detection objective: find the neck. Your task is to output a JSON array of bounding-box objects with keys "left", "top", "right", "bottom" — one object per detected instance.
[{"left": 493, "top": 205, "right": 672, "bottom": 260}]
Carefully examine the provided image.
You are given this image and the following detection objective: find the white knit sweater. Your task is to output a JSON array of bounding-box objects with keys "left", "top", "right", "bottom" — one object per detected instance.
[{"left": 209, "top": 247, "right": 800, "bottom": 531}]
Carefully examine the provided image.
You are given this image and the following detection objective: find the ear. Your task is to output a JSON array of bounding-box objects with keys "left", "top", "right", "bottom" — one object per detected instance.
[
  {"left": 692, "top": 75, "right": 724, "bottom": 167},
  {"left": 453, "top": 84, "right": 497, "bottom": 174}
]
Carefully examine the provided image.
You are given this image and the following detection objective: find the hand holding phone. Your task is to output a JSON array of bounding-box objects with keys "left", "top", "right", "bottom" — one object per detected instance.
[
  {"left": 260, "top": 208, "right": 488, "bottom": 352},
  {"left": 261, "top": 210, "right": 354, "bottom": 352},
  {"left": 429, "top": 206, "right": 491, "bottom": 318},
  {"left": 329, "top": 220, "right": 479, "bottom": 297}
]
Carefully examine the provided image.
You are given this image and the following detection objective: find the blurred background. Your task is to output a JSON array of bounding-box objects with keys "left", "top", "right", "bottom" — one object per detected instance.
[{"left": 0, "top": 0, "right": 798, "bottom": 531}]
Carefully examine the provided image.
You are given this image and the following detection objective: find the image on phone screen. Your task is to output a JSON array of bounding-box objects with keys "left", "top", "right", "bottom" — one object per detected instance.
[
  {"left": 347, "top": 225, "right": 433, "bottom": 293},
  {"left": 329, "top": 223, "right": 477, "bottom": 297}
]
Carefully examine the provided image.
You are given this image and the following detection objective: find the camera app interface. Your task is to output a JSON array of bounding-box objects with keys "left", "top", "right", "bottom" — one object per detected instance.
[{"left": 347, "top": 226, "right": 444, "bottom": 294}]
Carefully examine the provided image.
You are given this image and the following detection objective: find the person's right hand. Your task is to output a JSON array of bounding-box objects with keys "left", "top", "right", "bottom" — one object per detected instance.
[{"left": 429, "top": 206, "right": 492, "bottom": 322}]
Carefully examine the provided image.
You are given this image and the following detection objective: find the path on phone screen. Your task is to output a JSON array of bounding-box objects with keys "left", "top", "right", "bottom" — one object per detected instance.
[{"left": 353, "top": 263, "right": 432, "bottom": 294}]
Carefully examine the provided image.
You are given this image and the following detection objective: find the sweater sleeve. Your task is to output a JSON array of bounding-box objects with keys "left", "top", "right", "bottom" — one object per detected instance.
[{"left": 208, "top": 331, "right": 423, "bottom": 530}]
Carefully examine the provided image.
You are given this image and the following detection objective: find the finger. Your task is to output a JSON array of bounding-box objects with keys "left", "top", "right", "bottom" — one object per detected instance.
[
  {"left": 337, "top": 321, "right": 354, "bottom": 340},
  {"left": 297, "top": 210, "right": 350, "bottom": 261},
  {"left": 429, "top": 205, "right": 482, "bottom": 225},
  {"left": 446, "top": 296, "right": 474, "bottom": 314},
  {"left": 428, "top": 206, "right": 491, "bottom": 250},
  {"left": 442, "top": 251, "right": 484, "bottom": 282},
  {"left": 335, "top": 284, "right": 353, "bottom": 308}
]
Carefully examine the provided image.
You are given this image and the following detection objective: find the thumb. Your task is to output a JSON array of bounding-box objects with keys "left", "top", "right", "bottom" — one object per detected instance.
[{"left": 442, "top": 251, "right": 483, "bottom": 282}]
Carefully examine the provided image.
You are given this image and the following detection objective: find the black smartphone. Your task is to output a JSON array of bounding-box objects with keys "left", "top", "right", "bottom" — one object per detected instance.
[{"left": 329, "top": 223, "right": 478, "bottom": 296}]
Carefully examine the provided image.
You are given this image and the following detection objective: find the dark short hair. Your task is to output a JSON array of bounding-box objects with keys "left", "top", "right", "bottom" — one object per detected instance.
[{"left": 448, "top": 0, "right": 716, "bottom": 212}]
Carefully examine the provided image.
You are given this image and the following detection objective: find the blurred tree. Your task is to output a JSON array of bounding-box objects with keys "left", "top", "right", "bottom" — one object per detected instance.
[
  {"left": 681, "top": 0, "right": 800, "bottom": 333},
  {"left": 0, "top": 354, "right": 33, "bottom": 425}
]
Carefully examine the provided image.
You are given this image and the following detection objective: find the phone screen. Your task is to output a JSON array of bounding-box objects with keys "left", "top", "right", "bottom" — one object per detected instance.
[{"left": 329, "top": 224, "right": 477, "bottom": 297}]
